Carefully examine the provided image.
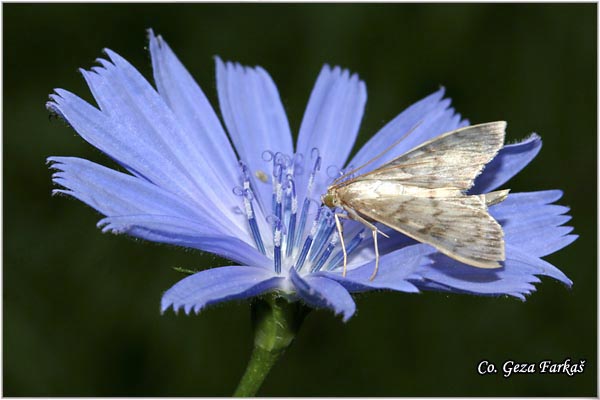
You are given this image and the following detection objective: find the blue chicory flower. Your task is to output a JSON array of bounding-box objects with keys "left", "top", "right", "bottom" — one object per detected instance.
[{"left": 47, "top": 31, "right": 576, "bottom": 322}]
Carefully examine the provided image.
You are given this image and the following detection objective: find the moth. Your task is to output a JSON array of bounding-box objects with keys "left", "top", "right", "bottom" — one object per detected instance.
[{"left": 322, "top": 121, "right": 510, "bottom": 280}]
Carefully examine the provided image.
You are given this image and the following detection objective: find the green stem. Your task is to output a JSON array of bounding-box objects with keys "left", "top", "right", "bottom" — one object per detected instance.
[{"left": 233, "top": 294, "right": 309, "bottom": 397}]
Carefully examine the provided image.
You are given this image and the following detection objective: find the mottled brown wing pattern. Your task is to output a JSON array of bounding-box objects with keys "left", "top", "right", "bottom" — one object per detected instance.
[
  {"left": 345, "top": 193, "right": 505, "bottom": 268},
  {"left": 345, "top": 121, "right": 506, "bottom": 191},
  {"left": 327, "top": 121, "right": 509, "bottom": 277}
]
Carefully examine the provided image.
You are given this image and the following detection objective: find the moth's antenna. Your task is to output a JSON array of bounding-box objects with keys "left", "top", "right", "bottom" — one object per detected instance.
[{"left": 332, "top": 120, "right": 423, "bottom": 186}]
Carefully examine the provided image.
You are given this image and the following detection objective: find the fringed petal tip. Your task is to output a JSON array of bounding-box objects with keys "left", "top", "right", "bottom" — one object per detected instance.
[
  {"left": 509, "top": 292, "right": 527, "bottom": 301},
  {"left": 524, "top": 132, "right": 541, "bottom": 143},
  {"left": 96, "top": 217, "right": 127, "bottom": 234},
  {"left": 48, "top": 159, "right": 72, "bottom": 196},
  {"left": 160, "top": 266, "right": 283, "bottom": 317},
  {"left": 146, "top": 28, "right": 159, "bottom": 42},
  {"left": 290, "top": 268, "right": 356, "bottom": 322},
  {"left": 416, "top": 278, "right": 539, "bottom": 301},
  {"left": 46, "top": 156, "right": 59, "bottom": 167},
  {"left": 46, "top": 96, "right": 66, "bottom": 120},
  {"left": 160, "top": 300, "right": 205, "bottom": 316}
]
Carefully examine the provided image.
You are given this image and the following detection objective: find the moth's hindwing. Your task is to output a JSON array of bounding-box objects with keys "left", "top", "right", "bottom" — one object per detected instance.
[
  {"left": 340, "top": 187, "right": 505, "bottom": 268},
  {"left": 349, "top": 121, "right": 506, "bottom": 191}
]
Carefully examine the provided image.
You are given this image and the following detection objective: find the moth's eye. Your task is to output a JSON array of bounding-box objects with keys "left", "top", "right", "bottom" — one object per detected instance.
[{"left": 323, "top": 193, "right": 335, "bottom": 208}]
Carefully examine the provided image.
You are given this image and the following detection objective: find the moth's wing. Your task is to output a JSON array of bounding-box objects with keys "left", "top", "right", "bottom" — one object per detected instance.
[
  {"left": 347, "top": 193, "right": 505, "bottom": 268},
  {"left": 479, "top": 189, "right": 510, "bottom": 207},
  {"left": 356, "top": 121, "right": 506, "bottom": 191}
]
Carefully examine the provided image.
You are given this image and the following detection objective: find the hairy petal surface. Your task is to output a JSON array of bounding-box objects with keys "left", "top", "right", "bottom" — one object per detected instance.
[
  {"left": 48, "top": 55, "right": 247, "bottom": 237},
  {"left": 49, "top": 156, "right": 248, "bottom": 240},
  {"left": 47, "top": 90, "right": 161, "bottom": 182},
  {"left": 472, "top": 134, "right": 542, "bottom": 194},
  {"left": 295, "top": 65, "right": 367, "bottom": 200},
  {"left": 147, "top": 30, "right": 240, "bottom": 188},
  {"left": 98, "top": 215, "right": 271, "bottom": 268},
  {"left": 216, "top": 57, "right": 293, "bottom": 213},
  {"left": 162, "top": 266, "right": 283, "bottom": 314},
  {"left": 50, "top": 156, "right": 203, "bottom": 221},
  {"left": 290, "top": 268, "right": 356, "bottom": 321}
]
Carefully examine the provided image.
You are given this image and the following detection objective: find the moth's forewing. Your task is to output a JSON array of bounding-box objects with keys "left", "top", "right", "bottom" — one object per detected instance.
[
  {"left": 335, "top": 121, "right": 506, "bottom": 191},
  {"left": 480, "top": 189, "right": 510, "bottom": 207}
]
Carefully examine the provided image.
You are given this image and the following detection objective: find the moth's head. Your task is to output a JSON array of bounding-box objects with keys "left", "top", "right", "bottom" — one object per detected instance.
[{"left": 322, "top": 191, "right": 339, "bottom": 208}]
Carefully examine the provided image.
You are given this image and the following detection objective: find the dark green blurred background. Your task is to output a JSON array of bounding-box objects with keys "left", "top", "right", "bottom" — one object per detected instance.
[{"left": 4, "top": 3, "right": 596, "bottom": 396}]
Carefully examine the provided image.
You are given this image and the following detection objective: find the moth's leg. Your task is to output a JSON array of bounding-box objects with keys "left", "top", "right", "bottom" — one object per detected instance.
[
  {"left": 343, "top": 209, "right": 384, "bottom": 280},
  {"left": 334, "top": 213, "right": 349, "bottom": 277},
  {"left": 370, "top": 228, "right": 380, "bottom": 281}
]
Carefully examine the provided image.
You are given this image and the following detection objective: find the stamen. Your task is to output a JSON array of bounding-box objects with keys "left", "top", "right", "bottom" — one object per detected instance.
[
  {"left": 294, "top": 207, "right": 322, "bottom": 272},
  {"left": 325, "top": 229, "right": 367, "bottom": 271},
  {"left": 311, "top": 233, "right": 338, "bottom": 273},
  {"left": 238, "top": 148, "right": 368, "bottom": 277},
  {"left": 273, "top": 161, "right": 283, "bottom": 227},
  {"left": 294, "top": 151, "right": 321, "bottom": 250},
  {"left": 272, "top": 217, "right": 284, "bottom": 274},
  {"left": 309, "top": 209, "right": 335, "bottom": 263},
  {"left": 262, "top": 150, "right": 277, "bottom": 214},
  {"left": 285, "top": 176, "right": 297, "bottom": 257},
  {"left": 236, "top": 161, "right": 266, "bottom": 255}
]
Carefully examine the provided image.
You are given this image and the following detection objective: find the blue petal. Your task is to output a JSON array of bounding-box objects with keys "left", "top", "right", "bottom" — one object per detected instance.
[
  {"left": 413, "top": 280, "right": 532, "bottom": 301},
  {"left": 48, "top": 156, "right": 249, "bottom": 240},
  {"left": 349, "top": 88, "right": 466, "bottom": 172},
  {"left": 295, "top": 65, "right": 367, "bottom": 200},
  {"left": 491, "top": 191, "right": 576, "bottom": 257},
  {"left": 320, "top": 244, "right": 430, "bottom": 293},
  {"left": 215, "top": 57, "right": 293, "bottom": 213},
  {"left": 472, "top": 134, "right": 542, "bottom": 193},
  {"left": 48, "top": 55, "right": 244, "bottom": 232},
  {"left": 412, "top": 254, "right": 541, "bottom": 297},
  {"left": 162, "top": 266, "right": 283, "bottom": 314},
  {"left": 102, "top": 50, "right": 241, "bottom": 211},
  {"left": 98, "top": 215, "right": 271, "bottom": 268},
  {"left": 47, "top": 89, "right": 153, "bottom": 180},
  {"left": 147, "top": 30, "right": 240, "bottom": 189},
  {"left": 490, "top": 190, "right": 568, "bottom": 219},
  {"left": 289, "top": 268, "right": 356, "bottom": 322},
  {"left": 506, "top": 246, "right": 572, "bottom": 286},
  {"left": 410, "top": 242, "right": 572, "bottom": 298}
]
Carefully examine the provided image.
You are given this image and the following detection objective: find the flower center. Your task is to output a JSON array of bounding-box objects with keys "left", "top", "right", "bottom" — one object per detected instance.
[{"left": 233, "top": 150, "right": 366, "bottom": 276}]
